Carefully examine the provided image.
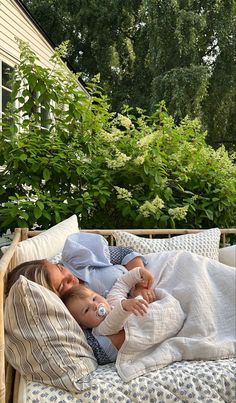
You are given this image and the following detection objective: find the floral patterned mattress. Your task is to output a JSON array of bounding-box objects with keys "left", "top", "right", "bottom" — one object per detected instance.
[{"left": 26, "top": 358, "right": 236, "bottom": 403}]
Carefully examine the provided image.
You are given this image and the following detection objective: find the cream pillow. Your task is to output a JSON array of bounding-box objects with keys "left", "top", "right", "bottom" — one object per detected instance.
[
  {"left": 219, "top": 245, "right": 236, "bottom": 267},
  {"left": 2, "top": 215, "right": 79, "bottom": 265},
  {"left": 113, "top": 228, "right": 221, "bottom": 260},
  {"left": 4, "top": 276, "right": 97, "bottom": 392}
]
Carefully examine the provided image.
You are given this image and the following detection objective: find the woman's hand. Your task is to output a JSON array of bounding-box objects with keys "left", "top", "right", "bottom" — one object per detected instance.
[
  {"left": 139, "top": 267, "right": 154, "bottom": 289},
  {"left": 132, "top": 285, "right": 157, "bottom": 303},
  {"left": 122, "top": 297, "right": 148, "bottom": 316}
]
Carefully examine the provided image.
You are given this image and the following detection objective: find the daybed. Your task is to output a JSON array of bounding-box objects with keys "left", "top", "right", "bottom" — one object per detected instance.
[{"left": 1, "top": 215, "right": 236, "bottom": 403}]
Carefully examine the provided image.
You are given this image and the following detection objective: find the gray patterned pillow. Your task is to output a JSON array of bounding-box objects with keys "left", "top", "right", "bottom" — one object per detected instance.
[
  {"left": 4, "top": 276, "right": 97, "bottom": 393},
  {"left": 113, "top": 228, "right": 221, "bottom": 260}
]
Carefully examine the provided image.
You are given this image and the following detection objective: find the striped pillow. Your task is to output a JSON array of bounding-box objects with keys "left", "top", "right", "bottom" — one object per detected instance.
[{"left": 4, "top": 276, "right": 97, "bottom": 393}]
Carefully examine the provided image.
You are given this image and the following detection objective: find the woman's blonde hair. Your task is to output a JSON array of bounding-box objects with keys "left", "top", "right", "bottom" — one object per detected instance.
[{"left": 6, "top": 259, "right": 55, "bottom": 296}]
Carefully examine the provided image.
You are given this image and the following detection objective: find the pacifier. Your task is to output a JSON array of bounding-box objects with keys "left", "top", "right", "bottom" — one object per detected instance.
[{"left": 97, "top": 304, "right": 107, "bottom": 317}]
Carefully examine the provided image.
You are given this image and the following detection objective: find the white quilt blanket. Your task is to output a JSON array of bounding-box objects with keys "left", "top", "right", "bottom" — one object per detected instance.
[{"left": 116, "top": 250, "right": 236, "bottom": 381}]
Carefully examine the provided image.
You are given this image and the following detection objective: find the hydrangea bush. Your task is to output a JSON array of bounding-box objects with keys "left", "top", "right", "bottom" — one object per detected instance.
[{"left": 0, "top": 42, "right": 235, "bottom": 231}]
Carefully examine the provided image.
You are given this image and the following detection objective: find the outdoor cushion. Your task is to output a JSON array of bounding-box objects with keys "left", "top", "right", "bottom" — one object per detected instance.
[
  {"left": 1, "top": 214, "right": 79, "bottom": 265},
  {"left": 4, "top": 275, "right": 96, "bottom": 393},
  {"left": 219, "top": 245, "right": 236, "bottom": 267},
  {"left": 113, "top": 228, "right": 221, "bottom": 260}
]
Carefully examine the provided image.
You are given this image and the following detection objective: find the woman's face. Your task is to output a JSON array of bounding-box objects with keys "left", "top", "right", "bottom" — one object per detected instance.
[{"left": 45, "top": 262, "right": 80, "bottom": 296}]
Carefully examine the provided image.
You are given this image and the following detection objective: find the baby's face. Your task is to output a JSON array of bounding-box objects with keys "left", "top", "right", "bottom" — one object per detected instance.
[{"left": 67, "top": 289, "right": 111, "bottom": 328}]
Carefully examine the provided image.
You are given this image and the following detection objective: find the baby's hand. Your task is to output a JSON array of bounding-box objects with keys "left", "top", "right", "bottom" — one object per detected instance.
[
  {"left": 133, "top": 286, "right": 157, "bottom": 303},
  {"left": 121, "top": 297, "right": 148, "bottom": 316},
  {"left": 139, "top": 267, "right": 154, "bottom": 289}
]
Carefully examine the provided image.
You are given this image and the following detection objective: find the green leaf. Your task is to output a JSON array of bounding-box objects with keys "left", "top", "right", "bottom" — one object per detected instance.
[
  {"left": 10, "top": 125, "right": 18, "bottom": 134},
  {"left": 205, "top": 209, "right": 214, "bottom": 221},
  {"left": 17, "top": 220, "right": 29, "bottom": 228},
  {"left": 36, "top": 201, "right": 44, "bottom": 211},
  {"left": 43, "top": 168, "right": 51, "bottom": 181},
  {"left": 76, "top": 167, "right": 83, "bottom": 175},
  {"left": 28, "top": 75, "right": 37, "bottom": 89},
  {"left": 121, "top": 205, "right": 131, "bottom": 217},
  {"left": 75, "top": 205, "right": 83, "bottom": 213},
  {"left": 19, "top": 211, "right": 29, "bottom": 220},
  {"left": 159, "top": 214, "right": 169, "bottom": 223},
  {"left": 24, "top": 98, "right": 34, "bottom": 112},
  {"left": 0, "top": 215, "right": 15, "bottom": 228},
  {"left": 43, "top": 210, "right": 51, "bottom": 220},
  {"left": 54, "top": 210, "right": 61, "bottom": 223},
  {"left": 19, "top": 153, "right": 27, "bottom": 161},
  {"left": 143, "top": 164, "right": 149, "bottom": 175},
  {"left": 33, "top": 206, "right": 42, "bottom": 219},
  {"left": 18, "top": 96, "right": 25, "bottom": 103}
]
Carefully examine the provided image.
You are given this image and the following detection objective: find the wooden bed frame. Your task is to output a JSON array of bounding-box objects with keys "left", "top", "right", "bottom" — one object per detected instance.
[{"left": 1, "top": 227, "right": 236, "bottom": 403}]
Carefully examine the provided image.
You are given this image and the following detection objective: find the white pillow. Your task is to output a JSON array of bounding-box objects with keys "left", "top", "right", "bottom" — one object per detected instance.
[
  {"left": 2, "top": 215, "right": 79, "bottom": 265},
  {"left": 5, "top": 276, "right": 96, "bottom": 392},
  {"left": 113, "top": 228, "right": 221, "bottom": 260},
  {"left": 219, "top": 245, "right": 236, "bottom": 267}
]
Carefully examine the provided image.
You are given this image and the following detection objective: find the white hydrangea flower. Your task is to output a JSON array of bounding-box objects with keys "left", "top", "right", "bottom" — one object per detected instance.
[
  {"left": 100, "top": 128, "right": 122, "bottom": 142},
  {"left": 168, "top": 206, "right": 189, "bottom": 220},
  {"left": 137, "top": 134, "right": 154, "bottom": 148},
  {"left": 153, "top": 196, "right": 165, "bottom": 209},
  {"left": 111, "top": 127, "right": 123, "bottom": 139},
  {"left": 139, "top": 196, "right": 165, "bottom": 217},
  {"left": 114, "top": 186, "right": 132, "bottom": 201},
  {"left": 106, "top": 151, "right": 131, "bottom": 169},
  {"left": 134, "top": 156, "right": 145, "bottom": 165},
  {"left": 139, "top": 202, "right": 153, "bottom": 217},
  {"left": 117, "top": 113, "right": 133, "bottom": 129}
]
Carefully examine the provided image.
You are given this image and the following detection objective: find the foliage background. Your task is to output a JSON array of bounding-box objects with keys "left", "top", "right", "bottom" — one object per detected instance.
[
  {"left": 0, "top": 43, "right": 235, "bottom": 231},
  {"left": 22, "top": 0, "right": 236, "bottom": 149}
]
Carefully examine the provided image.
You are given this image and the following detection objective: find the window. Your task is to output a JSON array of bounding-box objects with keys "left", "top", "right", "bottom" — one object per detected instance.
[{"left": 0, "top": 61, "right": 14, "bottom": 121}]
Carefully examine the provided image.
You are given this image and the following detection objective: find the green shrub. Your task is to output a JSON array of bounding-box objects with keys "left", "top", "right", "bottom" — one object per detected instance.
[{"left": 0, "top": 42, "right": 235, "bottom": 231}]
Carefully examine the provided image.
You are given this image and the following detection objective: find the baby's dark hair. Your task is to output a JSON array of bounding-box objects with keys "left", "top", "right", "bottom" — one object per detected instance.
[{"left": 62, "top": 284, "right": 90, "bottom": 307}]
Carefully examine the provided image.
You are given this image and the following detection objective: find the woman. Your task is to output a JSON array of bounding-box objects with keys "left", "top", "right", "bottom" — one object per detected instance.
[{"left": 7, "top": 233, "right": 156, "bottom": 301}]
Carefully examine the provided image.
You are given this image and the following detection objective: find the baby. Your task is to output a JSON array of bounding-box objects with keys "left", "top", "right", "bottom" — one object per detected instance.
[
  {"left": 62, "top": 267, "right": 155, "bottom": 338},
  {"left": 63, "top": 266, "right": 185, "bottom": 359}
]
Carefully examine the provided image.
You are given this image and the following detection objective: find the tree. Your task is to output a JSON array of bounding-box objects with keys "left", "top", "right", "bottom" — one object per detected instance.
[
  {"left": 147, "top": 0, "right": 236, "bottom": 147},
  {"left": 203, "top": 11, "right": 236, "bottom": 147},
  {"left": 22, "top": 0, "right": 236, "bottom": 147},
  {"left": 24, "top": 0, "right": 236, "bottom": 147},
  {"left": 23, "top": 0, "right": 149, "bottom": 110}
]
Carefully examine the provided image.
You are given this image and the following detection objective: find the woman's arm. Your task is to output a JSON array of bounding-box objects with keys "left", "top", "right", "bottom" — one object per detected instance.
[
  {"left": 106, "top": 330, "right": 125, "bottom": 350},
  {"left": 124, "top": 256, "right": 146, "bottom": 271}
]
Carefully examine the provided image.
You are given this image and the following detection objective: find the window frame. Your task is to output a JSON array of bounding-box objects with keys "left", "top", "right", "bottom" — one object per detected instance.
[{"left": 0, "top": 61, "right": 14, "bottom": 121}]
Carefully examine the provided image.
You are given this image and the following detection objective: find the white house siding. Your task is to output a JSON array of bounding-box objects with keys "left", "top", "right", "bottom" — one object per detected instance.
[
  {"left": 0, "top": 0, "right": 55, "bottom": 68},
  {"left": 0, "top": 0, "right": 85, "bottom": 91}
]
